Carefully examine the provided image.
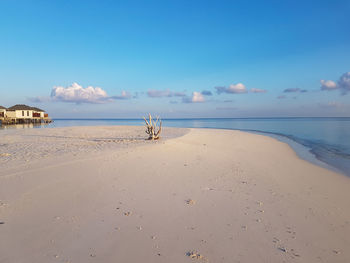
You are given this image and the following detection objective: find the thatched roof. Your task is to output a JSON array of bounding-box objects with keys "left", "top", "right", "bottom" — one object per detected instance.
[{"left": 0, "top": 105, "right": 7, "bottom": 110}]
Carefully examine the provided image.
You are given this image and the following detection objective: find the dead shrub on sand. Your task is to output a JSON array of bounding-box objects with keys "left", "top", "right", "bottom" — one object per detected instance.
[{"left": 143, "top": 114, "right": 162, "bottom": 140}]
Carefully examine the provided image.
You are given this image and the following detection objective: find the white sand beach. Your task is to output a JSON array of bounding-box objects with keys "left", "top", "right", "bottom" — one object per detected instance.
[{"left": 0, "top": 126, "right": 349, "bottom": 263}]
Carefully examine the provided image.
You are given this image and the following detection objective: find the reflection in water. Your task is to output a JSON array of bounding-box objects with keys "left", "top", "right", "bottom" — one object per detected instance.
[{"left": 0, "top": 123, "right": 50, "bottom": 130}]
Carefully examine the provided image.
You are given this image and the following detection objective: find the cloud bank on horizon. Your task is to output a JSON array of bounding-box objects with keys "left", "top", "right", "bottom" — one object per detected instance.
[
  {"left": 26, "top": 79, "right": 281, "bottom": 106},
  {"left": 27, "top": 71, "right": 350, "bottom": 111}
]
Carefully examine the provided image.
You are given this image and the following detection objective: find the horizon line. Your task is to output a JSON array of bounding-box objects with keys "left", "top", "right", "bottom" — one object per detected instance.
[{"left": 52, "top": 116, "right": 350, "bottom": 120}]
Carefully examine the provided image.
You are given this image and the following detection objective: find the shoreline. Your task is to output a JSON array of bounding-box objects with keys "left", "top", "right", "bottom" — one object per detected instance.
[
  {"left": 243, "top": 130, "right": 348, "bottom": 177},
  {"left": 0, "top": 126, "right": 349, "bottom": 262}
]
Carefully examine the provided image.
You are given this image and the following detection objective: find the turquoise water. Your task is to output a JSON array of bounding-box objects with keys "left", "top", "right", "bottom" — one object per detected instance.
[{"left": 2, "top": 118, "right": 350, "bottom": 176}]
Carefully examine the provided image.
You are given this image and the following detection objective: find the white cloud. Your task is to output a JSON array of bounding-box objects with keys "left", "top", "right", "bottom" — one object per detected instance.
[
  {"left": 250, "top": 88, "right": 267, "bottom": 93},
  {"left": 228, "top": 83, "right": 247, "bottom": 93},
  {"left": 112, "top": 91, "right": 132, "bottom": 100},
  {"left": 51, "top": 83, "right": 111, "bottom": 104},
  {"left": 182, "top": 92, "right": 205, "bottom": 103},
  {"left": 320, "top": 79, "right": 337, "bottom": 91},
  {"left": 192, "top": 91, "right": 205, "bottom": 102},
  {"left": 215, "top": 83, "right": 247, "bottom": 94}
]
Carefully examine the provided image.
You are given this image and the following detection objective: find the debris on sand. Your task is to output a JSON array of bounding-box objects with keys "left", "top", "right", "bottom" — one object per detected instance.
[
  {"left": 278, "top": 247, "right": 287, "bottom": 253},
  {"left": 186, "top": 199, "right": 196, "bottom": 205},
  {"left": 186, "top": 251, "right": 206, "bottom": 260},
  {"left": 124, "top": 211, "right": 132, "bottom": 216},
  {"left": 202, "top": 187, "right": 214, "bottom": 191}
]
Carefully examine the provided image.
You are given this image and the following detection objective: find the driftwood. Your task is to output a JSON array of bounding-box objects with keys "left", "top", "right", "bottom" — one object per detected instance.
[{"left": 143, "top": 114, "right": 162, "bottom": 140}]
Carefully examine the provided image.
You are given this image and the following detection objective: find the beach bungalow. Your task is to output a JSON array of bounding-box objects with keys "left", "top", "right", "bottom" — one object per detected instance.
[
  {"left": 0, "top": 104, "right": 52, "bottom": 125},
  {"left": 7, "top": 104, "right": 34, "bottom": 119}
]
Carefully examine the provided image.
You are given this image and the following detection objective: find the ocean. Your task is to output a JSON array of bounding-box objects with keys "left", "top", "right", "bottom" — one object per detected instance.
[{"left": 1, "top": 117, "right": 350, "bottom": 177}]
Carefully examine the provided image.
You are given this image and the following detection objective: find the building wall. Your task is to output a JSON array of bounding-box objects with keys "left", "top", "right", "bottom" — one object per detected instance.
[
  {"left": 14, "top": 110, "right": 33, "bottom": 118},
  {"left": 6, "top": 111, "right": 16, "bottom": 118},
  {"left": 3, "top": 109, "right": 47, "bottom": 119}
]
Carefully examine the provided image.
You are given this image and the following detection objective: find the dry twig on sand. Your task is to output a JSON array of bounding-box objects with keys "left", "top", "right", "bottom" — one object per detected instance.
[{"left": 143, "top": 114, "right": 162, "bottom": 140}]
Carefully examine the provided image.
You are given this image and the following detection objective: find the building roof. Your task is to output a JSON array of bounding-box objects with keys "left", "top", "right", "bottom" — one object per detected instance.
[
  {"left": 7, "top": 104, "right": 45, "bottom": 112},
  {"left": 0, "top": 105, "right": 7, "bottom": 110},
  {"left": 8, "top": 104, "right": 34, "bottom": 111},
  {"left": 31, "top": 107, "right": 45, "bottom": 112}
]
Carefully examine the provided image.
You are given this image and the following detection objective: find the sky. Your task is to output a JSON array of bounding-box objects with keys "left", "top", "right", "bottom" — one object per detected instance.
[{"left": 0, "top": 0, "right": 350, "bottom": 118}]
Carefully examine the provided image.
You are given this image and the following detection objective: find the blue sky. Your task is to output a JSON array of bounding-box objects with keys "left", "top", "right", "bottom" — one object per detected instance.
[{"left": 1, "top": 0, "right": 350, "bottom": 118}]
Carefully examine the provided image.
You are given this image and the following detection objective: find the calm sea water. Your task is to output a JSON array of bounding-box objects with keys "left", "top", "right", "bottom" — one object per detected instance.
[{"left": 1, "top": 118, "right": 350, "bottom": 176}]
